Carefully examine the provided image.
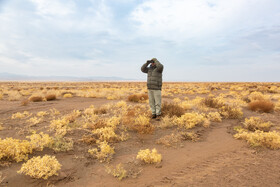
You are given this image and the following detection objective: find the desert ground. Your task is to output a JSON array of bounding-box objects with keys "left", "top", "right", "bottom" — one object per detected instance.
[{"left": 0, "top": 82, "right": 280, "bottom": 187}]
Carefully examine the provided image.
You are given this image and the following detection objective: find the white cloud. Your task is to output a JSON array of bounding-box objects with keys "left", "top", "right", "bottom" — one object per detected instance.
[
  {"left": 130, "top": 0, "right": 280, "bottom": 41},
  {"left": 29, "top": 0, "right": 76, "bottom": 16}
]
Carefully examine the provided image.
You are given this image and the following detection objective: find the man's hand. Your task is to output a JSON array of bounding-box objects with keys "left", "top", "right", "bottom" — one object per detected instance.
[{"left": 147, "top": 60, "right": 153, "bottom": 64}]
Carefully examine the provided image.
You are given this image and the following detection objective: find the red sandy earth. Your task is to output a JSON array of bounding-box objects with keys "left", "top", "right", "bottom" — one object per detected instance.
[{"left": 0, "top": 96, "right": 280, "bottom": 187}]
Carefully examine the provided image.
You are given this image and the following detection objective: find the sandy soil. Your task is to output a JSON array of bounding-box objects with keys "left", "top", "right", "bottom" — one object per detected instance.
[{"left": 1, "top": 92, "right": 280, "bottom": 187}]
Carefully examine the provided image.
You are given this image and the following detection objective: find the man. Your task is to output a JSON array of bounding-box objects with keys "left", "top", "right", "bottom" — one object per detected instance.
[{"left": 141, "top": 58, "right": 164, "bottom": 120}]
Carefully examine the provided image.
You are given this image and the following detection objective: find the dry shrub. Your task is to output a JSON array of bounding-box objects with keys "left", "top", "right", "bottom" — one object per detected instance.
[
  {"left": 123, "top": 111, "right": 154, "bottom": 134},
  {"left": 64, "top": 110, "right": 81, "bottom": 123},
  {"left": 180, "top": 131, "right": 200, "bottom": 142},
  {"left": 45, "top": 94, "right": 56, "bottom": 101},
  {"left": 89, "top": 119, "right": 107, "bottom": 130},
  {"left": 219, "top": 105, "right": 243, "bottom": 119},
  {"left": 8, "top": 91, "right": 21, "bottom": 101},
  {"left": 80, "top": 134, "right": 97, "bottom": 145},
  {"left": 159, "top": 116, "right": 175, "bottom": 129},
  {"left": 243, "top": 117, "right": 272, "bottom": 132},
  {"left": 173, "top": 112, "right": 206, "bottom": 129},
  {"left": 234, "top": 130, "right": 280, "bottom": 149},
  {"left": 128, "top": 94, "right": 148, "bottom": 102},
  {"left": 49, "top": 136, "right": 73, "bottom": 152},
  {"left": 94, "top": 107, "right": 108, "bottom": 115},
  {"left": 136, "top": 148, "right": 162, "bottom": 164},
  {"left": 63, "top": 93, "right": 73, "bottom": 98},
  {"left": 156, "top": 133, "right": 182, "bottom": 147},
  {"left": 29, "top": 96, "right": 43, "bottom": 102},
  {"left": 17, "top": 155, "right": 61, "bottom": 179},
  {"left": 130, "top": 115, "right": 154, "bottom": 134},
  {"left": 88, "top": 141, "right": 115, "bottom": 162},
  {"left": 203, "top": 97, "right": 224, "bottom": 108},
  {"left": 106, "top": 163, "right": 127, "bottom": 181},
  {"left": 248, "top": 100, "right": 275, "bottom": 113},
  {"left": 131, "top": 124, "right": 154, "bottom": 134},
  {"left": 162, "top": 102, "right": 185, "bottom": 117},
  {"left": 21, "top": 99, "right": 29, "bottom": 106}
]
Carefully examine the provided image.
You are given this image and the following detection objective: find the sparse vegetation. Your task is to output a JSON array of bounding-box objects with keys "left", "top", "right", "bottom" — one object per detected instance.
[
  {"left": 219, "top": 105, "right": 243, "bottom": 119},
  {"left": 162, "top": 102, "right": 185, "bottom": 117},
  {"left": 50, "top": 136, "right": 74, "bottom": 152},
  {"left": 130, "top": 114, "right": 154, "bottom": 134},
  {"left": 63, "top": 93, "right": 73, "bottom": 98},
  {"left": 248, "top": 100, "right": 275, "bottom": 113},
  {"left": 173, "top": 112, "right": 206, "bottom": 129},
  {"left": 88, "top": 141, "right": 115, "bottom": 162},
  {"left": 11, "top": 111, "right": 31, "bottom": 119},
  {"left": 0, "top": 138, "right": 33, "bottom": 162},
  {"left": 45, "top": 94, "right": 56, "bottom": 101},
  {"left": 17, "top": 155, "right": 61, "bottom": 179},
  {"left": 243, "top": 117, "right": 272, "bottom": 132},
  {"left": 136, "top": 148, "right": 162, "bottom": 164},
  {"left": 128, "top": 94, "right": 148, "bottom": 102},
  {"left": 106, "top": 163, "right": 128, "bottom": 181},
  {"left": 1, "top": 81, "right": 280, "bottom": 186},
  {"left": 29, "top": 96, "right": 44, "bottom": 102},
  {"left": 234, "top": 130, "right": 280, "bottom": 149}
]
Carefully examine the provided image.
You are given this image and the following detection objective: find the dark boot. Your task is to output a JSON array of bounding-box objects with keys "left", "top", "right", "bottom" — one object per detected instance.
[{"left": 156, "top": 114, "right": 161, "bottom": 121}]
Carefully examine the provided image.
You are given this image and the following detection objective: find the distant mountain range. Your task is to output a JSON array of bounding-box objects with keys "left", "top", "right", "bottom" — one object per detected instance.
[{"left": 0, "top": 72, "right": 133, "bottom": 81}]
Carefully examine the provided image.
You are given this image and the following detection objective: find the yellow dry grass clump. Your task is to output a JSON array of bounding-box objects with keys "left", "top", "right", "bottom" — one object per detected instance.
[
  {"left": 63, "top": 93, "right": 73, "bottom": 98},
  {"left": 8, "top": 91, "right": 21, "bottom": 101},
  {"left": 173, "top": 112, "right": 206, "bottom": 129},
  {"left": 243, "top": 117, "right": 272, "bottom": 132},
  {"left": 0, "top": 138, "right": 33, "bottom": 162},
  {"left": 11, "top": 111, "right": 31, "bottom": 119},
  {"left": 106, "top": 163, "right": 127, "bottom": 181},
  {"left": 156, "top": 133, "right": 182, "bottom": 147},
  {"left": 26, "top": 132, "right": 53, "bottom": 151},
  {"left": 136, "top": 148, "right": 162, "bottom": 164},
  {"left": 27, "top": 117, "right": 42, "bottom": 126},
  {"left": 92, "top": 127, "right": 118, "bottom": 142},
  {"left": 50, "top": 108, "right": 60, "bottom": 116},
  {"left": 64, "top": 109, "right": 81, "bottom": 122},
  {"left": 207, "top": 112, "right": 222, "bottom": 122},
  {"left": 88, "top": 141, "right": 115, "bottom": 162},
  {"left": 234, "top": 130, "right": 280, "bottom": 149},
  {"left": 0, "top": 132, "right": 54, "bottom": 163},
  {"left": 50, "top": 136, "right": 73, "bottom": 152},
  {"left": 84, "top": 105, "right": 95, "bottom": 115},
  {"left": 219, "top": 105, "right": 243, "bottom": 119},
  {"left": 248, "top": 91, "right": 270, "bottom": 101},
  {"left": 17, "top": 155, "right": 61, "bottom": 179},
  {"left": 50, "top": 118, "right": 69, "bottom": 136},
  {"left": 132, "top": 114, "right": 154, "bottom": 134},
  {"left": 37, "top": 111, "right": 49, "bottom": 117}
]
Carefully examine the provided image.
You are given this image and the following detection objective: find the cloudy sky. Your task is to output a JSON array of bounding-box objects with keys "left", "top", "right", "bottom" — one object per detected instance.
[{"left": 0, "top": 0, "right": 279, "bottom": 81}]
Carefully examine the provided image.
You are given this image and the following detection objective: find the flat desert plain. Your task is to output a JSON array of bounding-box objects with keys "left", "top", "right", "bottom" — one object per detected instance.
[{"left": 0, "top": 82, "right": 280, "bottom": 187}]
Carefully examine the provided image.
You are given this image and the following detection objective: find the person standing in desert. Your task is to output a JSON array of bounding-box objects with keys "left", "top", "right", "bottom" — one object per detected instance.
[{"left": 141, "top": 58, "right": 164, "bottom": 120}]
